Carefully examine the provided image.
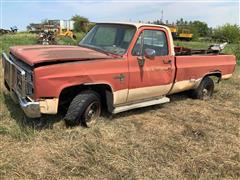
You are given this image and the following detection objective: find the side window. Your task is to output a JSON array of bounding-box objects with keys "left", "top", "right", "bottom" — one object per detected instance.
[{"left": 132, "top": 30, "right": 168, "bottom": 56}]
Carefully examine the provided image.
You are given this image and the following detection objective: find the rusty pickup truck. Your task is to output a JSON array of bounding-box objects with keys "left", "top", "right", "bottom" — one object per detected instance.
[{"left": 2, "top": 22, "right": 236, "bottom": 127}]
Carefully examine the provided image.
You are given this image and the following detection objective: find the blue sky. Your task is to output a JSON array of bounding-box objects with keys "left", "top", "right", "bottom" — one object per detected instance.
[{"left": 0, "top": 0, "right": 239, "bottom": 30}]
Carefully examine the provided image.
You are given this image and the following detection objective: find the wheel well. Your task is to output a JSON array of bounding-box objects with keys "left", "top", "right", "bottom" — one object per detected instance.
[
  {"left": 204, "top": 72, "right": 222, "bottom": 83},
  {"left": 59, "top": 84, "right": 114, "bottom": 113}
]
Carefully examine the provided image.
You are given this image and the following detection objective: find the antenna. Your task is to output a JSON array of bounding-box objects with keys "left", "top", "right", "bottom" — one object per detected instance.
[{"left": 160, "top": 10, "right": 163, "bottom": 23}]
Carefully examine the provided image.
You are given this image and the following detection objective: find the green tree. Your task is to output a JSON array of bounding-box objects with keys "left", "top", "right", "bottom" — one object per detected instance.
[
  {"left": 213, "top": 24, "right": 240, "bottom": 43},
  {"left": 190, "top": 21, "right": 209, "bottom": 37},
  {"left": 71, "top": 15, "right": 89, "bottom": 32}
]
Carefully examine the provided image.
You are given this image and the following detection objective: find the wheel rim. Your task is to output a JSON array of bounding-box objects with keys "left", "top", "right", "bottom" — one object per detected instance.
[
  {"left": 84, "top": 101, "right": 101, "bottom": 126},
  {"left": 202, "top": 85, "right": 212, "bottom": 100}
]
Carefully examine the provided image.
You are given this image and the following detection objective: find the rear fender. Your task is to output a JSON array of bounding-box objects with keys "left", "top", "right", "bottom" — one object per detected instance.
[{"left": 202, "top": 71, "right": 222, "bottom": 83}]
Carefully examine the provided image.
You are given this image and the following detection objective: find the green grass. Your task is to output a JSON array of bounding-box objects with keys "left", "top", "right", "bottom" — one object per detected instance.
[
  {"left": 0, "top": 32, "right": 86, "bottom": 54},
  {"left": 0, "top": 33, "right": 240, "bottom": 179},
  {"left": 175, "top": 40, "right": 211, "bottom": 49},
  {"left": 0, "top": 33, "right": 37, "bottom": 54}
]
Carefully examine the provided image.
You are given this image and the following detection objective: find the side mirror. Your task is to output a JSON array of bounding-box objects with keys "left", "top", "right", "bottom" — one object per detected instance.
[{"left": 144, "top": 48, "right": 156, "bottom": 59}]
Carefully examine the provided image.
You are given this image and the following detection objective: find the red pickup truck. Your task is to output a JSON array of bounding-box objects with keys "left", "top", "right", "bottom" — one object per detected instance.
[{"left": 2, "top": 22, "right": 236, "bottom": 127}]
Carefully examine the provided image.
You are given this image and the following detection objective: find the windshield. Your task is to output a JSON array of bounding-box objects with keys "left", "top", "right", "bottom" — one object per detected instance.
[{"left": 79, "top": 24, "right": 136, "bottom": 55}]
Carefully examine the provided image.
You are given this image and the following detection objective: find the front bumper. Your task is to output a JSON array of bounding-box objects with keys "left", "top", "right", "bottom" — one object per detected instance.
[
  {"left": 20, "top": 97, "right": 41, "bottom": 118},
  {"left": 13, "top": 91, "right": 41, "bottom": 118},
  {"left": 9, "top": 89, "right": 58, "bottom": 118}
]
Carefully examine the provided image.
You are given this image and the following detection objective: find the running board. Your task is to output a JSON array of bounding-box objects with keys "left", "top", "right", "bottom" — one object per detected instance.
[{"left": 112, "top": 97, "right": 170, "bottom": 114}]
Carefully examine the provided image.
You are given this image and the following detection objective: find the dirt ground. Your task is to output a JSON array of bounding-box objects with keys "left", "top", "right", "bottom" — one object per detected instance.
[{"left": 0, "top": 62, "right": 239, "bottom": 179}]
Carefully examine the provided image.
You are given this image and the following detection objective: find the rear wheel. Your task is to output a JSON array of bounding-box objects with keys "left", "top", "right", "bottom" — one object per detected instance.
[
  {"left": 192, "top": 76, "right": 214, "bottom": 100},
  {"left": 64, "top": 91, "right": 101, "bottom": 127}
]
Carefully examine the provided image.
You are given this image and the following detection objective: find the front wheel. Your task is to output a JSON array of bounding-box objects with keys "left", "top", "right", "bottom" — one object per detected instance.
[
  {"left": 64, "top": 91, "right": 101, "bottom": 127},
  {"left": 192, "top": 76, "right": 214, "bottom": 100}
]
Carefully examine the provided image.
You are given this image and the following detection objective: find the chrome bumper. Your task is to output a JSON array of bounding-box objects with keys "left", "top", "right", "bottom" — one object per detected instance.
[
  {"left": 15, "top": 93, "right": 41, "bottom": 118},
  {"left": 2, "top": 52, "right": 41, "bottom": 118},
  {"left": 20, "top": 98, "right": 41, "bottom": 118}
]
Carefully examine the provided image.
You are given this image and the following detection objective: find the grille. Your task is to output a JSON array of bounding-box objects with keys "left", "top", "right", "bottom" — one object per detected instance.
[
  {"left": 2, "top": 53, "right": 33, "bottom": 97},
  {"left": 25, "top": 73, "right": 34, "bottom": 95}
]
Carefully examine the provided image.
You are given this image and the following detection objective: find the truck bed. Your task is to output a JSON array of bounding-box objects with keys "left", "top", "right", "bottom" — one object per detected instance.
[
  {"left": 175, "top": 54, "right": 236, "bottom": 79},
  {"left": 169, "top": 54, "right": 236, "bottom": 94}
]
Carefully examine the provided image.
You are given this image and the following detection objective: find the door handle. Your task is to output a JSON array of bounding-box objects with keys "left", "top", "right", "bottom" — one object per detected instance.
[{"left": 163, "top": 59, "right": 172, "bottom": 64}]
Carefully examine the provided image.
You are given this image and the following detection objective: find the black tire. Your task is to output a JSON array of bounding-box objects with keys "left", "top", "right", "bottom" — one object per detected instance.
[
  {"left": 64, "top": 91, "right": 101, "bottom": 127},
  {"left": 192, "top": 76, "right": 214, "bottom": 100}
]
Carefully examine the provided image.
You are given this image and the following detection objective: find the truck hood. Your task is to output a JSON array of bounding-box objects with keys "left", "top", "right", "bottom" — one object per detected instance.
[{"left": 10, "top": 45, "right": 113, "bottom": 66}]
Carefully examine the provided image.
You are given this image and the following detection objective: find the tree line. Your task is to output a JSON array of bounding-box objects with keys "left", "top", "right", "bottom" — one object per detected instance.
[{"left": 152, "top": 18, "right": 240, "bottom": 43}]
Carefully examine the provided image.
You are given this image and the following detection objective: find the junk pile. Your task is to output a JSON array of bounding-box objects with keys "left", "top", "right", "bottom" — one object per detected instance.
[
  {"left": 27, "top": 19, "right": 76, "bottom": 44},
  {"left": 0, "top": 26, "right": 18, "bottom": 35}
]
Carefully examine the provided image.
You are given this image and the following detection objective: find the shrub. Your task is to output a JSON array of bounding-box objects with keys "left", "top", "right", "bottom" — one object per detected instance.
[
  {"left": 213, "top": 24, "right": 240, "bottom": 43},
  {"left": 71, "top": 15, "right": 89, "bottom": 33}
]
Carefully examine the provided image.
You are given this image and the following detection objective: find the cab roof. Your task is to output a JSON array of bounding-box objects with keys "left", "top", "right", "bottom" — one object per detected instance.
[
  {"left": 97, "top": 22, "right": 169, "bottom": 30},
  {"left": 96, "top": 22, "right": 175, "bottom": 56}
]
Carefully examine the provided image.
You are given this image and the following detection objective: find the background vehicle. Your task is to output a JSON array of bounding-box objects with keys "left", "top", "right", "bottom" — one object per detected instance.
[
  {"left": 28, "top": 19, "right": 76, "bottom": 39},
  {"left": 0, "top": 26, "right": 18, "bottom": 35},
  {"left": 168, "top": 25, "right": 177, "bottom": 39},
  {"left": 167, "top": 25, "right": 193, "bottom": 40},
  {"left": 2, "top": 22, "right": 236, "bottom": 127},
  {"left": 178, "top": 29, "right": 193, "bottom": 40}
]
